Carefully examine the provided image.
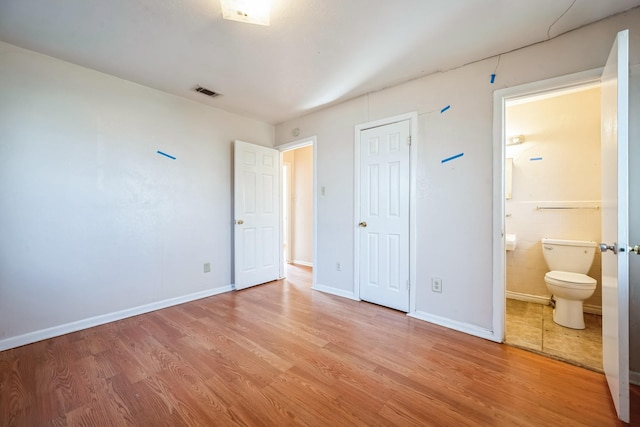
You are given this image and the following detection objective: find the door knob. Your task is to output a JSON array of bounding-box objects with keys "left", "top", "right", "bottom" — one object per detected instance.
[
  {"left": 599, "top": 242, "right": 617, "bottom": 254},
  {"left": 629, "top": 245, "right": 640, "bottom": 255},
  {"left": 359, "top": 221, "right": 367, "bottom": 227},
  {"left": 236, "top": 219, "right": 244, "bottom": 225}
]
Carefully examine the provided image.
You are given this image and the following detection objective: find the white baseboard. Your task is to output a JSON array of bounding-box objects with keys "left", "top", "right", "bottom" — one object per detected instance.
[
  {"left": 311, "top": 283, "right": 359, "bottom": 301},
  {"left": 506, "top": 291, "right": 602, "bottom": 315},
  {"left": 292, "top": 260, "right": 313, "bottom": 267},
  {"left": 0, "top": 285, "right": 233, "bottom": 352},
  {"left": 630, "top": 370, "right": 640, "bottom": 386},
  {"left": 583, "top": 304, "right": 602, "bottom": 315},
  {"left": 409, "top": 310, "right": 500, "bottom": 343},
  {"left": 506, "top": 291, "right": 551, "bottom": 305}
]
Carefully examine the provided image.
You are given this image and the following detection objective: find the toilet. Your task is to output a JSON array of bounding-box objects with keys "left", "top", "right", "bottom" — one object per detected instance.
[{"left": 541, "top": 238, "right": 597, "bottom": 329}]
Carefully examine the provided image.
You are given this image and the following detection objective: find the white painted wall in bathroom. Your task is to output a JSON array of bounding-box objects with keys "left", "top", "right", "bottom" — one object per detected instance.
[{"left": 505, "top": 87, "right": 603, "bottom": 307}]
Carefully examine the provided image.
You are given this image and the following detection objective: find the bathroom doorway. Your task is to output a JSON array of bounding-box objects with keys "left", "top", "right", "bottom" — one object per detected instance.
[{"left": 499, "top": 77, "right": 604, "bottom": 371}]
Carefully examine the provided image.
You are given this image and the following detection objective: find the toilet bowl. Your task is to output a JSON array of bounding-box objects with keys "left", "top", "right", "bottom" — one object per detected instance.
[
  {"left": 541, "top": 238, "right": 597, "bottom": 329},
  {"left": 544, "top": 271, "right": 596, "bottom": 329}
]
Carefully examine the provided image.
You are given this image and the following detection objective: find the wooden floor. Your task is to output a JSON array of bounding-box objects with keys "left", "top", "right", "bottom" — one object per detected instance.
[{"left": 1, "top": 265, "right": 638, "bottom": 426}]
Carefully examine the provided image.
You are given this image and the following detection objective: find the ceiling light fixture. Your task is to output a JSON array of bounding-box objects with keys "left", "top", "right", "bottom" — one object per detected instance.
[{"left": 220, "top": 0, "right": 270, "bottom": 26}]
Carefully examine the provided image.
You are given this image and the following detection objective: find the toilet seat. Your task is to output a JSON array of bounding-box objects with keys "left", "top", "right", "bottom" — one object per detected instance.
[{"left": 545, "top": 271, "right": 596, "bottom": 289}]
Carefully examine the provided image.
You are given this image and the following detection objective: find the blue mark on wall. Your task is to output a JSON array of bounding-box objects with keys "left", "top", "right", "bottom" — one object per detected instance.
[
  {"left": 441, "top": 152, "right": 464, "bottom": 164},
  {"left": 157, "top": 150, "right": 176, "bottom": 160}
]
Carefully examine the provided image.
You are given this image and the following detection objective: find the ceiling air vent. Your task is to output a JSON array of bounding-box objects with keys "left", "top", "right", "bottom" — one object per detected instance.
[{"left": 194, "top": 86, "right": 221, "bottom": 98}]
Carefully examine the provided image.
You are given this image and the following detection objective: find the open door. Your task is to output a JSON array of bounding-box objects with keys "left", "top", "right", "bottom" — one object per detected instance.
[
  {"left": 600, "top": 29, "right": 630, "bottom": 423},
  {"left": 234, "top": 141, "right": 280, "bottom": 290}
]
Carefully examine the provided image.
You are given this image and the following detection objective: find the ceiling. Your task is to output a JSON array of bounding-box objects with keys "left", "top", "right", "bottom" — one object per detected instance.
[{"left": 1, "top": 1, "right": 638, "bottom": 125}]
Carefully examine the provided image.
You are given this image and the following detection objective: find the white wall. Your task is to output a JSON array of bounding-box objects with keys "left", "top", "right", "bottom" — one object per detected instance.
[
  {"left": 275, "top": 10, "right": 640, "bottom": 338},
  {"left": 0, "top": 41, "right": 274, "bottom": 349},
  {"left": 505, "top": 88, "right": 602, "bottom": 308}
]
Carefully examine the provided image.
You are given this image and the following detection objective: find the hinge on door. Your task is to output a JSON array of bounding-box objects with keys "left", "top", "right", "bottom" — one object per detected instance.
[{"left": 408, "top": 135, "right": 412, "bottom": 146}]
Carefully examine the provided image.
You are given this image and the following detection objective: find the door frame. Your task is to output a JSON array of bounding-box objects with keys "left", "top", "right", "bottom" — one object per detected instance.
[
  {"left": 354, "top": 112, "right": 418, "bottom": 313},
  {"left": 491, "top": 69, "right": 603, "bottom": 340},
  {"left": 276, "top": 136, "right": 318, "bottom": 287}
]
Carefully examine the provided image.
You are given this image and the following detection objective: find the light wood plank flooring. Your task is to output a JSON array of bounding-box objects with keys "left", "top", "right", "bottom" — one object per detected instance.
[{"left": 1, "top": 265, "right": 637, "bottom": 426}]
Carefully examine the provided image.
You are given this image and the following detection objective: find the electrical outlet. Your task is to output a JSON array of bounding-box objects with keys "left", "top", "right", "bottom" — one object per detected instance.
[
  {"left": 336, "top": 262, "right": 341, "bottom": 271},
  {"left": 432, "top": 277, "right": 442, "bottom": 293},
  {"left": 204, "top": 262, "right": 211, "bottom": 273}
]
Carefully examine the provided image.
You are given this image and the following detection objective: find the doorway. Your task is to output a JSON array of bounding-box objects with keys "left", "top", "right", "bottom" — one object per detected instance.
[
  {"left": 277, "top": 137, "right": 317, "bottom": 286},
  {"left": 492, "top": 69, "right": 604, "bottom": 339},
  {"left": 502, "top": 83, "right": 603, "bottom": 370}
]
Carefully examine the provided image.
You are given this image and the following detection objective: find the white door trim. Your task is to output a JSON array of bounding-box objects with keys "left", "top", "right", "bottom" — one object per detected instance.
[
  {"left": 354, "top": 112, "right": 418, "bottom": 313},
  {"left": 276, "top": 137, "right": 318, "bottom": 288},
  {"left": 491, "top": 69, "right": 603, "bottom": 341}
]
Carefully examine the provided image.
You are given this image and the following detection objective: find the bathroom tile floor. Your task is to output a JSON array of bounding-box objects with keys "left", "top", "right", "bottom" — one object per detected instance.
[{"left": 505, "top": 299, "right": 602, "bottom": 372}]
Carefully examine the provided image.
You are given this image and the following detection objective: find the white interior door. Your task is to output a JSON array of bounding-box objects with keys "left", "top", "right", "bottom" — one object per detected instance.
[
  {"left": 600, "top": 29, "right": 629, "bottom": 423},
  {"left": 359, "top": 120, "right": 410, "bottom": 312},
  {"left": 234, "top": 141, "right": 280, "bottom": 290}
]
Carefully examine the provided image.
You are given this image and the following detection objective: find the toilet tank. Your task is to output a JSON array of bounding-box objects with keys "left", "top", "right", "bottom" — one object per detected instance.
[{"left": 541, "top": 238, "right": 597, "bottom": 273}]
